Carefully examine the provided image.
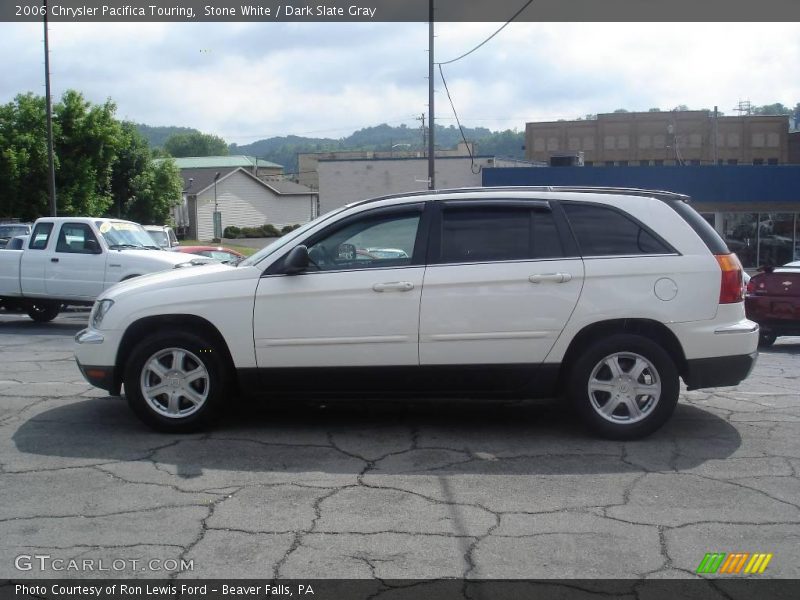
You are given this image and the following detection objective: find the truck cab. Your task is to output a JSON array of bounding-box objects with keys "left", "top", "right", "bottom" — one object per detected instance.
[{"left": 0, "top": 217, "right": 202, "bottom": 321}]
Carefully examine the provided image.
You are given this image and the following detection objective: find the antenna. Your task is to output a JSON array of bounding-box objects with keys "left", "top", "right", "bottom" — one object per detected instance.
[{"left": 733, "top": 100, "right": 753, "bottom": 116}]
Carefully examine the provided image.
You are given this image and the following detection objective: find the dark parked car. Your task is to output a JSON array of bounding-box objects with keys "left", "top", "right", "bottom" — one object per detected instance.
[
  {"left": 745, "top": 260, "right": 800, "bottom": 346},
  {"left": 0, "top": 223, "right": 32, "bottom": 249}
]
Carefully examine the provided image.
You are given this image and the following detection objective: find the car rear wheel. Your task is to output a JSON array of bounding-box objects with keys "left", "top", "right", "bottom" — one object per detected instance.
[
  {"left": 567, "top": 334, "right": 680, "bottom": 440},
  {"left": 758, "top": 331, "right": 777, "bottom": 348},
  {"left": 124, "top": 330, "right": 228, "bottom": 432}
]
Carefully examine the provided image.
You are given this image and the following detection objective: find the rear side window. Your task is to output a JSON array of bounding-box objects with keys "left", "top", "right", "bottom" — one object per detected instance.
[
  {"left": 29, "top": 223, "right": 54, "bottom": 250},
  {"left": 562, "top": 203, "right": 672, "bottom": 257},
  {"left": 667, "top": 199, "right": 729, "bottom": 254},
  {"left": 438, "top": 205, "right": 564, "bottom": 263}
]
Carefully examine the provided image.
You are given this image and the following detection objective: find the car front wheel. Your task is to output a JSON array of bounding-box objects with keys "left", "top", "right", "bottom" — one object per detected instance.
[
  {"left": 567, "top": 334, "right": 679, "bottom": 440},
  {"left": 124, "top": 330, "right": 228, "bottom": 432}
]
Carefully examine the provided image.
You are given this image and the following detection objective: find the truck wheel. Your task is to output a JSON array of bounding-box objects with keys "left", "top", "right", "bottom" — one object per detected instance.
[
  {"left": 567, "top": 334, "right": 679, "bottom": 440},
  {"left": 123, "top": 330, "right": 228, "bottom": 432},
  {"left": 27, "top": 301, "right": 60, "bottom": 323}
]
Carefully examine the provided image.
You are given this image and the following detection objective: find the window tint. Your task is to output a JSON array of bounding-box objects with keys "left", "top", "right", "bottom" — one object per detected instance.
[
  {"left": 29, "top": 223, "right": 54, "bottom": 250},
  {"left": 56, "top": 223, "right": 99, "bottom": 254},
  {"left": 439, "top": 206, "right": 563, "bottom": 263},
  {"left": 562, "top": 203, "right": 672, "bottom": 256},
  {"left": 307, "top": 212, "right": 420, "bottom": 271}
]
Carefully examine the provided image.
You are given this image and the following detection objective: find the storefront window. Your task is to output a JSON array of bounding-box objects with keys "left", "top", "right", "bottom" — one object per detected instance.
[
  {"left": 795, "top": 215, "right": 800, "bottom": 262},
  {"left": 718, "top": 212, "right": 798, "bottom": 267},
  {"left": 758, "top": 213, "right": 795, "bottom": 267},
  {"left": 721, "top": 213, "right": 758, "bottom": 268}
]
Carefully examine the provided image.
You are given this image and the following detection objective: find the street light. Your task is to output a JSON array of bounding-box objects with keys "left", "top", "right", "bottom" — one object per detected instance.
[{"left": 212, "top": 172, "right": 221, "bottom": 242}]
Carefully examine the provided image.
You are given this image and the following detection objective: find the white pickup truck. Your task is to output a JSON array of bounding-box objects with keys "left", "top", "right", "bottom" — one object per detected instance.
[{"left": 0, "top": 217, "right": 203, "bottom": 322}]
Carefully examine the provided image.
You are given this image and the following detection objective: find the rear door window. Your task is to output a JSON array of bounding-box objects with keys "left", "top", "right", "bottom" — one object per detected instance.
[
  {"left": 437, "top": 204, "right": 564, "bottom": 264},
  {"left": 29, "top": 223, "right": 54, "bottom": 250}
]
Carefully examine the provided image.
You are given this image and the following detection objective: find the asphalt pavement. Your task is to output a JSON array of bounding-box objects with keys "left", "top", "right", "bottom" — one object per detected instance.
[{"left": 0, "top": 310, "right": 798, "bottom": 580}]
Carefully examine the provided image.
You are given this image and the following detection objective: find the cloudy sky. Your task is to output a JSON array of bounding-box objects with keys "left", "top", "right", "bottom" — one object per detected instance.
[{"left": 1, "top": 21, "right": 798, "bottom": 144}]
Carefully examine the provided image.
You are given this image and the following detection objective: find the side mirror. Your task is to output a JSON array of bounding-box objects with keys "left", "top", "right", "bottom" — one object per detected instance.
[
  {"left": 85, "top": 239, "right": 102, "bottom": 254},
  {"left": 284, "top": 245, "right": 310, "bottom": 274}
]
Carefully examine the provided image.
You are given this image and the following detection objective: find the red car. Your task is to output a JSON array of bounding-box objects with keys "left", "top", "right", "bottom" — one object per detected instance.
[
  {"left": 173, "top": 245, "right": 245, "bottom": 264},
  {"left": 745, "top": 260, "right": 800, "bottom": 346}
]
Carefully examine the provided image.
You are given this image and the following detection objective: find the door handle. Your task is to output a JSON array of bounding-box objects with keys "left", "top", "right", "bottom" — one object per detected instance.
[
  {"left": 50, "top": 258, "right": 59, "bottom": 263},
  {"left": 372, "top": 281, "right": 414, "bottom": 292},
  {"left": 529, "top": 273, "right": 572, "bottom": 284}
]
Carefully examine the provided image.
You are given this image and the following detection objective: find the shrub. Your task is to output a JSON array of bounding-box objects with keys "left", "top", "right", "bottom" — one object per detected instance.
[
  {"left": 261, "top": 224, "right": 281, "bottom": 237},
  {"left": 280, "top": 224, "right": 301, "bottom": 235},
  {"left": 223, "top": 225, "right": 241, "bottom": 238},
  {"left": 241, "top": 226, "right": 262, "bottom": 238}
]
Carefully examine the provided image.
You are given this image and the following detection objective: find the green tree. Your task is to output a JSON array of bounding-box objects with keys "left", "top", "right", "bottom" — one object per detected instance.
[
  {"left": 0, "top": 89, "right": 181, "bottom": 222},
  {"left": 110, "top": 121, "right": 155, "bottom": 218},
  {"left": 0, "top": 93, "right": 50, "bottom": 219},
  {"left": 752, "top": 103, "right": 792, "bottom": 116},
  {"left": 122, "top": 157, "right": 183, "bottom": 225},
  {"left": 164, "top": 131, "right": 229, "bottom": 157},
  {"left": 53, "top": 90, "right": 119, "bottom": 216}
]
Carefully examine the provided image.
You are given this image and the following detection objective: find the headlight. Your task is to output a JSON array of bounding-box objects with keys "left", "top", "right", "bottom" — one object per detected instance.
[{"left": 90, "top": 299, "right": 114, "bottom": 329}]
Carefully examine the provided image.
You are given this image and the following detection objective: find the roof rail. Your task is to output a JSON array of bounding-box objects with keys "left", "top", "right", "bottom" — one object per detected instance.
[
  {"left": 543, "top": 186, "right": 691, "bottom": 203},
  {"left": 348, "top": 185, "right": 691, "bottom": 208}
]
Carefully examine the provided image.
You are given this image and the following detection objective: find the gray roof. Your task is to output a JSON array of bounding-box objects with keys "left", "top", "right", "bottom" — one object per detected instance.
[
  {"left": 181, "top": 167, "right": 237, "bottom": 195},
  {"left": 172, "top": 155, "right": 283, "bottom": 170},
  {"left": 263, "top": 180, "right": 317, "bottom": 195},
  {"left": 187, "top": 168, "right": 316, "bottom": 197}
]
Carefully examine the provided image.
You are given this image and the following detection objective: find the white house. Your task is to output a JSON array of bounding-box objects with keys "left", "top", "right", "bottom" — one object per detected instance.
[{"left": 185, "top": 168, "right": 317, "bottom": 240}]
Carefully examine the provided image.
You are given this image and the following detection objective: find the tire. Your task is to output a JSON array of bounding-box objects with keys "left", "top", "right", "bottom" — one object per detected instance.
[
  {"left": 123, "top": 330, "right": 229, "bottom": 432},
  {"left": 27, "top": 301, "right": 60, "bottom": 322},
  {"left": 567, "top": 334, "right": 680, "bottom": 440},
  {"left": 758, "top": 331, "right": 777, "bottom": 348}
]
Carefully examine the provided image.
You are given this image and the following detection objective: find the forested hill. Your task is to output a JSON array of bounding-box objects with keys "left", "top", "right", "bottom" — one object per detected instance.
[
  {"left": 229, "top": 124, "right": 526, "bottom": 172},
  {"left": 136, "top": 122, "right": 526, "bottom": 173},
  {"left": 134, "top": 124, "right": 201, "bottom": 148}
]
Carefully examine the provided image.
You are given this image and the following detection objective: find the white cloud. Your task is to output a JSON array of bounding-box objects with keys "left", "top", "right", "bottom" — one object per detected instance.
[{"left": 1, "top": 21, "right": 798, "bottom": 144}]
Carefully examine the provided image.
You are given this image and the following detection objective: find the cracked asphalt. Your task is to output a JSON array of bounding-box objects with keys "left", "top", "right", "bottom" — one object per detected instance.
[{"left": 0, "top": 310, "right": 799, "bottom": 580}]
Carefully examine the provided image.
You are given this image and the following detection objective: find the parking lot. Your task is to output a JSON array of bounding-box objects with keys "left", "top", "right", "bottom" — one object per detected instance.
[{"left": 0, "top": 310, "right": 798, "bottom": 580}]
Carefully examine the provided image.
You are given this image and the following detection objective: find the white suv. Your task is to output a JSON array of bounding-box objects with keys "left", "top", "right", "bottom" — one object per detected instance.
[{"left": 74, "top": 187, "right": 758, "bottom": 438}]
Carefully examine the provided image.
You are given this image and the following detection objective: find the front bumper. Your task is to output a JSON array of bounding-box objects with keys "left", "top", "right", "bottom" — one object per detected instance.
[
  {"left": 74, "top": 327, "right": 121, "bottom": 394},
  {"left": 684, "top": 351, "right": 758, "bottom": 390},
  {"left": 76, "top": 361, "right": 118, "bottom": 393}
]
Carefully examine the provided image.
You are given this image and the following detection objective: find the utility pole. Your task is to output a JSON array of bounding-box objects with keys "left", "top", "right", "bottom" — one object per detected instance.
[
  {"left": 427, "top": 0, "right": 435, "bottom": 190},
  {"left": 712, "top": 106, "right": 719, "bottom": 165},
  {"left": 43, "top": 0, "right": 57, "bottom": 216},
  {"left": 416, "top": 113, "right": 426, "bottom": 151}
]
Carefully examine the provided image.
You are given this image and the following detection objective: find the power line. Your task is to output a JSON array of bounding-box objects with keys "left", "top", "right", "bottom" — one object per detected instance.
[
  {"left": 436, "top": 0, "right": 535, "bottom": 66},
  {"left": 438, "top": 64, "right": 480, "bottom": 175}
]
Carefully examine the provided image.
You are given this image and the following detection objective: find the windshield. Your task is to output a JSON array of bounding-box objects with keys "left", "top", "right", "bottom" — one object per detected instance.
[
  {"left": 147, "top": 230, "right": 169, "bottom": 247},
  {"left": 97, "top": 221, "right": 160, "bottom": 249},
  {"left": 238, "top": 205, "right": 353, "bottom": 267},
  {"left": 0, "top": 225, "right": 30, "bottom": 238}
]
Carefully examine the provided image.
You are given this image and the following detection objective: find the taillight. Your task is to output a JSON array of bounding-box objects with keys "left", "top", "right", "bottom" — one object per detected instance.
[
  {"left": 715, "top": 253, "right": 744, "bottom": 303},
  {"left": 746, "top": 278, "right": 756, "bottom": 295}
]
